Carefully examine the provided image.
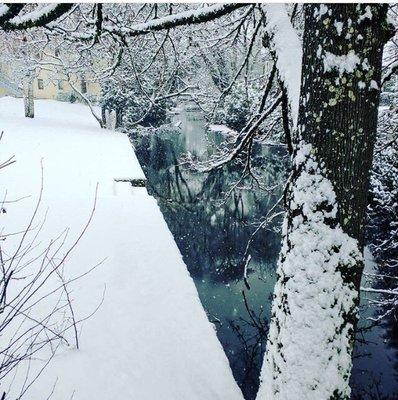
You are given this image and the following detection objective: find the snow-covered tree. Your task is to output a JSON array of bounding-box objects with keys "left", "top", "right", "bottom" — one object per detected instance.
[
  {"left": 257, "top": 4, "right": 393, "bottom": 399},
  {"left": 1, "top": 3, "right": 397, "bottom": 398},
  {"left": 0, "top": 31, "right": 40, "bottom": 118}
]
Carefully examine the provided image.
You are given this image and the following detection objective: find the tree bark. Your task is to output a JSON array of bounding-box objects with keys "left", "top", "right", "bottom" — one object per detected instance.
[
  {"left": 258, "top": 4, "right": 392, "bottom": 400},
  {"left": 300, "top": 4, "right": 390, "bottom": 255}
]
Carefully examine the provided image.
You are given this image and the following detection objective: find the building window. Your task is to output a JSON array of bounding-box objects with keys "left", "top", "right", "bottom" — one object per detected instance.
[
  {"left": 81, "top": 79, "right": 87, "bottom": 94},
  {"left": 37, "top": 79, "right": 44, "bottom": 90},
  {"left": 58, "top": 80, "right": 64, "bottom": 90}
]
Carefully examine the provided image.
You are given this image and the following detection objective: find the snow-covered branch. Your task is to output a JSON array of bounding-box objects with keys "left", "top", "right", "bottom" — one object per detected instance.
[
  {"left": 361, "top": 287, "right": 398, "bottom": 295},
  {"left": 104, "top": 3, "right": 249, "bottom": 37},
  {"left": 261, "top": 4, "right": 302, "bottom": 127},
  {"left": 67, "top": 77, "right": 103, "bottom": 128},
  {"left": 1, "top": 4, "right": 74, "bottom": 31},
  {"left": 381, "top": 59, "right": 398, "bottom": 86},
  {"left": 0, "top": 4, "right": 23, "bottom": 25},
  {"left": 197, "top": 94, "right": 282, "bottom": 172}
]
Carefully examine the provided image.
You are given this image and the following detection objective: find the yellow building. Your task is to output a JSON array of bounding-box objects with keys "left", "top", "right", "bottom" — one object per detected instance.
[
  {"left": 0, "top": 67, "right": 21, "bottom": 97},
  {"left": 32, "top": 68, "right": 101, "bottom": 103},
  {"left": 0, "top": 53, "right": 101, "bottom": 103}
]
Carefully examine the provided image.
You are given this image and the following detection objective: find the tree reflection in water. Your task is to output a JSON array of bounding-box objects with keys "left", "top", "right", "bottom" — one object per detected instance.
[{"left": 132, "top": 109, "right": 286, "bottom": 398}]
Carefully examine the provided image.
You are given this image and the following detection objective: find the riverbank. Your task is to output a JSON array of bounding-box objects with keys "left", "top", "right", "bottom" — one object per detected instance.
[{"left": 0, "top": 97, "right": 242, "bottom": 400}]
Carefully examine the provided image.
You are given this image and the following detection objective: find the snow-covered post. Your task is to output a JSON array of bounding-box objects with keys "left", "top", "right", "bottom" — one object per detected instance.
[
  {"left": 258, "top": 4, "right": 393, "bottom": 400},
  {"left": 23, "top": 75, "right": 34, "bottom": 118},
  {"left": 103, "top": 109, "right": 116, "bottom": 130},
  {"left": 104, "top": 109, "right": 110, "bottom": 129}
]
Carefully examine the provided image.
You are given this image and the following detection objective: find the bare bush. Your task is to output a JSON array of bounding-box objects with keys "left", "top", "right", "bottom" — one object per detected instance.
[{"left": 0, "top": 160, "right": 101, "bottom": 399}]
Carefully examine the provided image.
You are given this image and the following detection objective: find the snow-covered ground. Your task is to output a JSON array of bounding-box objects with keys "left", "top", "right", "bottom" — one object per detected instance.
[{"left": 0, "top": 97, "right": 242, "bottom": 400}]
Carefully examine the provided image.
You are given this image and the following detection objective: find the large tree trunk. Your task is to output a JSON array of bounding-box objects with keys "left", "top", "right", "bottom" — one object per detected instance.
[{"left": 258, "top": 4, "right": 392, "bottom": 400}]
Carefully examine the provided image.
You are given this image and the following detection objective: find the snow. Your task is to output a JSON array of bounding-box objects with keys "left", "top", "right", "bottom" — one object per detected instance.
[
  {"left": 0, "top": 4, "right": 9, "bottom": 18},
  {"left": 370, "top": 79, "right": 379, "bottom": 90},
  {"left": 257, "top": 141, "right": 362, "bottom": 400},
  {"left": 208, "top": 123, "right": 237, "bottom": 136},
  {"left": 334, "top": 20, "right": 344, "bottom": 36},
  {"left": 313, "top": 4, "right": 329, "bottom": 21},
  {"left": 0, "top": 97, "right": 242, "bottom": 400},
  {"left": 358, "top": 5, "right": 372, "bottom": 23},
  {"left": 323, "top": 50, "right": 361, "bottom": 75},
  {"left": 263, "top": 4, "right": 302, "bottom": 128}
]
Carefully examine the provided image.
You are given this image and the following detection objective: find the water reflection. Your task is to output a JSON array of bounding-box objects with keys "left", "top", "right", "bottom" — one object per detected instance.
[
  {"left": 131, "top": 107, "right": 398, "bottom": 400},
  {"left": 132, "top": 107, "right": 286, "bottom": 398}
]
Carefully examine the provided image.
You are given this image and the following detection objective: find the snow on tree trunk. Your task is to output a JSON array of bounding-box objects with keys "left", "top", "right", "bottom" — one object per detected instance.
[
  {"left": 258, "top": 4, "right": 392, "bottom": 400},
  {"left": 23, "top": 77, "right": 34, "bottom": 118}
]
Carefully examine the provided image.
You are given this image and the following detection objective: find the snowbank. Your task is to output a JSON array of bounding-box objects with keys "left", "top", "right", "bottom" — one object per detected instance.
[{"left": 0, "top": 98, "right": 242, "bottom": 400}]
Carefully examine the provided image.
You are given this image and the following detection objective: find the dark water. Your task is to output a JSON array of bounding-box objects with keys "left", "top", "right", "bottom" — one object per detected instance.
[{"left": 132, "top": 107, "right": 398, "bottom": 400}]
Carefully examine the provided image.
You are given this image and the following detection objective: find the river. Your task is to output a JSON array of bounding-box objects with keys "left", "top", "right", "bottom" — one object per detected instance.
[{"left": 132, "top": 106, "right": 398, "bottom": 400}]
